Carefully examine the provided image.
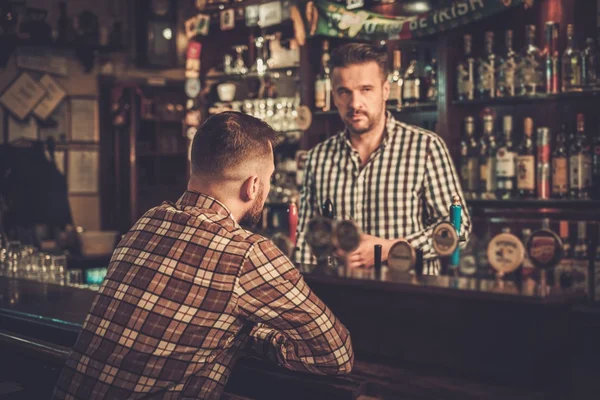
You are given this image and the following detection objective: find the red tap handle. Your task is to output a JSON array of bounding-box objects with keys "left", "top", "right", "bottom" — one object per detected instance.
[{"left": 288, "top": 203, "right": 298, "bottom": 245}]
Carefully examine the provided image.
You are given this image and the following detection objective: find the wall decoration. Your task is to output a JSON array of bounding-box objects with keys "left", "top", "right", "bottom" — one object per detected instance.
[
  {"left": 68, "top": 150, "right": 99, "bottom": 193},
  {"left": 33, "top": 74, "right": 67, "bottom": 121},
  {"left": 258, "top": 1, "right": 283, "bottom": 27},
  {"left": 8, "top": 115, "right": 38, "bottom": 142},
  {"left": 69, "top": 98, "right": 98, "bottom": 142},
  {"left": 16, "top": 47, "right": 69, "bottom": 76},
  {"left": 220, "top": 9, "right": 235, "bottom": 31},
  {"left": 0, "top": 72, "right": 46, "bottom": 120}
]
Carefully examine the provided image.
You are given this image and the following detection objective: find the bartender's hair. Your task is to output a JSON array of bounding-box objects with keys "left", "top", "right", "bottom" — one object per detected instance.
[
  {"left": 190, "top": 111, "right": 276, "bottom": 176},
  {"left": 330, "top": 43, "right": 388, "bottom": 80}
]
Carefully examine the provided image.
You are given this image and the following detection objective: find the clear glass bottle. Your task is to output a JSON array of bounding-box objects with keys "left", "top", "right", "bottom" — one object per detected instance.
[
  {"left": 498, "top": 30, "right": 518, "bottom": 97},
  {"left": 315, "top": 40, "right": 331, "bottom": 111},
  {"left": 423, "top": 49, "right": 438, "bottom": 102},
  {"left": 518, "top": 25, "right": 545, "bottom": 96},
  {"left": 403, "top": 47, "right": 420, "bottom": 105},
  {"left": 479, "top": 113, "right": 497, "bottom": 199},
  {"left": 388, "top": 49, "right": 403, "bottom": 107},
  {"left": 477, "top": 31, "right": 499, "bottom": 99},
  {"left": 562, "top": 24, "right": 582, "bottom": 92},
  {"left": 569, "top": 113, "right": 592, "bottom": 199},
  {"left": 496, "top": 115, "right": 517, "bottom": 199},
  {"left": 461, "top": 116, "right": 479, "bottom": 199},
  {"left": 581, "top": 37, "right": 599, "bottom": 89},
  {"left": 457, "top": 34, "right": 475, "bottom": 101},
  {"left": 517, "top": 117, "right": 536, "bottom": 198},
  {"left": 552, "top": 124, "right": 569, "bottom": 198}
]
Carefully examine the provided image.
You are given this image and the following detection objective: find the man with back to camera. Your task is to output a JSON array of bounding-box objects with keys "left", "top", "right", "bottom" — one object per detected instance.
[
  {"left": 295, "top": 43, "right": 471, "bottom": 274},
  {"left": 53, "top": 112, "right": 353, "bottom": 400}
]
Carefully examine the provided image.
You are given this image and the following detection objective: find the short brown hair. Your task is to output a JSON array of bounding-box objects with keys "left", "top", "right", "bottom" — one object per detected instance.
[
  {"left": 191, "top": 112, "right": 276, "bottom": 176},
  {"left": 330, "top": 43, "right": 388, "bottom": 79}
]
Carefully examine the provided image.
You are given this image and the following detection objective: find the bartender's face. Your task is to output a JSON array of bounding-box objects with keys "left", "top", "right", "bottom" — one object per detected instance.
[{"left": 332, "top": 61, "right": 389, "bottom": 135}]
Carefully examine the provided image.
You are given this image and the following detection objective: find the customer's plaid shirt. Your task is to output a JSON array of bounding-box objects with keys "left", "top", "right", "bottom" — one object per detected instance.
[
  {"left": 295, "top": 112, "right": 471, "bottom": 274},
  {"left": 53, "top": 191, "right": 353, "bottom": 400}
]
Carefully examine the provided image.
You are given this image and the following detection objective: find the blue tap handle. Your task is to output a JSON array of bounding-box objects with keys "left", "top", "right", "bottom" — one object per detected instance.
[{"left": 449, "top": 195, "right": 462, "bottom": 267}]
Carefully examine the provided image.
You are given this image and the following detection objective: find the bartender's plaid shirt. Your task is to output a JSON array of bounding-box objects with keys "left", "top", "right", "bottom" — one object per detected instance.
[
  {"left": 296, "top": 112, "right": 471, "bottom": 274},
  {"left": 53, "top": 191, "right": 353, "bottom": 400}
]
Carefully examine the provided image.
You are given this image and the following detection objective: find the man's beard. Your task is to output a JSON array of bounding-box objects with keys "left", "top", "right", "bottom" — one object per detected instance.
[
  {"left": 239, "top": 183, "right": 265, "bottom": 228},
  {"left": 345, "top": 109, "right": 377, "bottom": 135}
]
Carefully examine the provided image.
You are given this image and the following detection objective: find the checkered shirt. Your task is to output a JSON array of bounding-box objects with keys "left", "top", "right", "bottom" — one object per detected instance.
[
  {"left": 53, "top": 191, "right": 353, "bottom": 400},
  {"left": 295, "top": 112, "right": 471, "bottom": 274}
]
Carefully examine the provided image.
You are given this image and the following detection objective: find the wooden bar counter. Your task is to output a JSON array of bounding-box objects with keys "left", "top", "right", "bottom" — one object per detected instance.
[{"left": 1, "top": 272, "right": 598, "bottom": 399}]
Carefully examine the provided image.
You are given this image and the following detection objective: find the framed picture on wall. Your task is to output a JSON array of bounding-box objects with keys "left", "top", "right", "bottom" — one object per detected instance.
[
  {"left": 68, "top": 149, "right": 99, "bottom": 194},
  {"left": 0, "top": 72, "right": 46, "bottom": 120},
  {"left": 69, "top": 97, "right": 98, "bottom": 142},
  {"left": 33, "top": 74, "right": 67, "bottom": 121}
]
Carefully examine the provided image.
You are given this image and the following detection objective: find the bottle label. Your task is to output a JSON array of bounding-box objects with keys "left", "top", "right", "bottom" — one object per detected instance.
[
  {"left": 517, "top": 155, "right": 535, "bottom": 190},
  {"left": 552, "top": 157, "right": 568, "bottom": 194},
  {"left": 389, "top": 79, "right": 400, "bottom": 101},
  {"left": 403, "top": 79, "right": 419, "bottom": 100},
  {"left": 315, "top": 79, "right": 325, "bottom": 108},
  {"left": 480, "top": 163, "right": 488, "bottom": 191},
  {"left": 467, "top": 158, "right": 478, "bottom": 191},
  {"left": 569, "top": 154, "right": 584, "bottom": 189},
  {"left": 496, "top": 148, "right": 516, "bottom": 177}
]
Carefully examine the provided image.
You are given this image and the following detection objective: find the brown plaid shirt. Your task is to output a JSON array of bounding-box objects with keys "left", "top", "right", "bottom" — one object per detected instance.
[{"left": 53, "top": 191, "right": 353, "bottom": 400}]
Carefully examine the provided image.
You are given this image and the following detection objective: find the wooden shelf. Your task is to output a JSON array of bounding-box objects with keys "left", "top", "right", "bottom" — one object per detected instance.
[
  {"left": 452, "top": 90, "right": 600, "bottom": 106},
  {"left": 467, "top": 199, "right": 600, "bottom": 210},
  {"left": 314, "top": 102, "right": 437, "bottom": 116},
  {"left": 205, "top": 66, "right": 300, "bottom": 82}
]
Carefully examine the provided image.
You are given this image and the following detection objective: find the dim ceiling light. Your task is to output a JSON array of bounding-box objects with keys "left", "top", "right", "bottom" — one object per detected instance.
[
  {"left": 406, "top": 1, "right": 431, "bottom": 12},
  {"left": 162, "top": 28, "right": 173, "bottom": 40}
]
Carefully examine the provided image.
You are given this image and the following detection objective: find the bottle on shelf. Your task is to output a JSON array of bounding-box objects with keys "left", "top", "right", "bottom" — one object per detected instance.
[
  {"left": 498, "top": 29, "right": 518, "bottom": 98},
  {"left": 517, "top": 117, "right": 536, "bottom": 198},
  {"left": 592, "top": 119, "right": 600, "bottom": 200},
  {"left": 536, "top": 127, "right": 551, "bottom": 200},
  {"left": 457, "top": 34, "right": 475, "bottom": 101},
  {"left": 477, "top": 31, "right": 498, "bottom": 99},
  {"left": 569, "top": 113, "right": 591, "bottom": 199},
  {"left": 572, "top": 221, "right": 590, "bottom": 296},
  {"left": 57, "top": 1, "right": 70, "bottom": 43},
  {"left": 562, "top": 24, "right": 582, "bottom": 93},
  {"left": 496, "top": 115, "right": 517, "bottom": 199},
  {"left": 556, "top": 220, "right": 574, "bottom": 289},
  {"left": 594, "top": 224, "right": 600, "bottom": 301},
  {"left": 423, "top": 49, "right": 438, "bottom": 103},
  {"left": 388, "top": 49, "right": 403, "bottom": 108},
  {"left": 544, "top": 21, "right": 560, "bottom": 94},
  {"left": 315, "top": 39, "right": 331, "bottom": 112},
  {"left": 552, "top": 124, "right": 570, "bottom": 198},
  {"left": 460, "top": 116, "right": 479, "bottom": 199},
  {"left": 518, "top": 25, "right": 545, "bottom": 96},
  {"left": 581, "top": 37, "right": 599, "bottom": 90},
  {"left": 403, "top": 47, "right": 421, "bottom": 105},
  {"left": 479, "top": 112, "right": 497, "bottom": 199}
]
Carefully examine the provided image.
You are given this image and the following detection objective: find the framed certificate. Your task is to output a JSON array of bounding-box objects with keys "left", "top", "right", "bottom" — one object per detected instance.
[
  {"left": 0, "top": 72, "right": 46, "bottom": 120},
  {"left": 68, "top": 149, "right": 99, "bottom": 194},
  {"left": 33, "top": 74, "right": 67, "bottom": 121},
  {"left": 69, "top": 97, "right": 98, "bottom": 142}
]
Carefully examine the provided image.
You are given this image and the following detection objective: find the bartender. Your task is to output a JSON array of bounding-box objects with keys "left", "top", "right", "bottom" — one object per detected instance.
[{"left": 295, "top": 43, "right": 471, "bottom": 274}]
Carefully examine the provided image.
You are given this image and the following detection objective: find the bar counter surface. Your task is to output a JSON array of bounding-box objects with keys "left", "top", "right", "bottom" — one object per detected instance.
[{"left": 1, "top": 273, "right": 598, "bottom": 399}]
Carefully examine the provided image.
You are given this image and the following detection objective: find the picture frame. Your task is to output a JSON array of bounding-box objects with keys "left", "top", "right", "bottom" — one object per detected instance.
[
  {"left": 0, "top": 72, "right": 46, "bottom": 120},
  {"left": 68, "top": 149, "right": 99, "bottom": 194},
  {"left": 33, "top": 74, "right": 67, "bottom": 121},
  {"left": 69, "top": 97, "right": 98, "bottom": 142}
]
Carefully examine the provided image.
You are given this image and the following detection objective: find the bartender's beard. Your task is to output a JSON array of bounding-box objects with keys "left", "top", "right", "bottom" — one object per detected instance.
[
  {"left": 344, "top": 107, "right": 382, "bottom": 136},
  {"left": 239, "top": 182, "right": 265, "bottom": 228}
]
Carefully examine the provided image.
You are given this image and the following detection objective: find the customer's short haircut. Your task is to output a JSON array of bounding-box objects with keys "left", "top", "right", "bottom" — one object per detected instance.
[
  {"left": 330, "top": 43, "right": 388, "bottom": 79},
  {"left": 190, "top": 111, "right": 276, "bottom": 176}
]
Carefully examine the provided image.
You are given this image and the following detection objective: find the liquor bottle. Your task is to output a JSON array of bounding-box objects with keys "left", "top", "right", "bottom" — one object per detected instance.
[
  {"left": 388, "top": 50, "right": 403, "bottom": 107},
  {"left": 593, "top": 224, "right": 600, "bottom": 301},
  {"left": 581, "top": 38, "right": 599, "bottom": 89},
  {"left": 57, "top": 1, "right": 70, "bottom": 43},
  {"left": 521, "top": 228, "right": 535, "bottom": 279},
  {"left": 403, "top": 47, "right": 420, "bottom": 105},
  {"left": 518, "top": 25, "right": 545, "bottom": 96},
  {"left": 517, "top": 117, "right": 536, "bottom": 198},
  {"left": 498, "top": 30, "right": 518, "bottom": 97},
  {"left": 552, "top": 124, "right": 569, "bottom": 198},
  {"left": 569, "top": 113, "right": 592, "bottom": 199},
  {"left": 479, "top": 113, "right": 497, "bottom": 199},
  {"left": 536, "top": 127, "right": 551, "bottom": 200},
  {"left": 423, "top": 49, "right": 438, "bottom": 102},
  {"left": 572, "top": 221, "right": 590, "bottom": 296},
  {"left": 592, "top": 119, "right": 600, "bottom": 200},
  {"left": 457, "top": 34, "right": 475, "bottom": 101},
  {"left": 556, "top": 221, "right": 574, "bottom": 289},
  {"left": 562, "top": 24, "right": 582, "bottom": 92},
  {"left": 315, "top": 40, "right": 331, "bottom": 111},
  {"left": 544, "top": 21, "right": 560, "bottom": 94},
  {"left": 477, "top": 32, "right": 498, "bottom": 99},
  {"left": 496, "top": 115, "right": 517, "bottom": 199},
  {"left": 461, "top": 116, "right": 479, "bottom": 199}
]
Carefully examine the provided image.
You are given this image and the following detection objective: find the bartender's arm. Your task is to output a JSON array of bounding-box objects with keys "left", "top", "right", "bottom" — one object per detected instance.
[
  {"left": 236, "top": 239, "right": 354, "bottom": 375},
  {"left": 294, "top": 151, "right": 318, "bottom": 266},
  {"left": 346, "top": 135, "right": 471, "bottom": 269}
]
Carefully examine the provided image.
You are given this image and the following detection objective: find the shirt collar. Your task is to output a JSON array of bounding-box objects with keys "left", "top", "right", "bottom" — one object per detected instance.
[
  {"left": 175, "top": 190, "right": 233, "bottom": 218},
  {"left": 339, "top": 111, "right": 396, "bottom": 150}
]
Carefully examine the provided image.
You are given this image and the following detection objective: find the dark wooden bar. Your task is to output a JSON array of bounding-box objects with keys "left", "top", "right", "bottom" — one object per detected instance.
[{"left": 1, "top": 275, "right": 598, "bottom": 399}]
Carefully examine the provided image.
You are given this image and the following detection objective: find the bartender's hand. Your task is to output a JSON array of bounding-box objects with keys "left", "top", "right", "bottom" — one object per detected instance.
[{"left": 341, "top": 234, "right": 397, "bottom": 269}]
